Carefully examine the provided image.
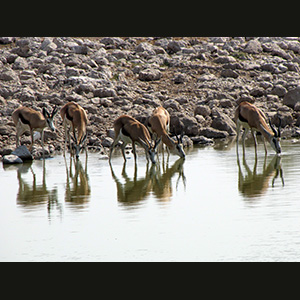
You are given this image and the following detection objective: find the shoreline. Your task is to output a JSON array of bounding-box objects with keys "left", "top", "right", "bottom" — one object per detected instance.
[{"left": 1, "top": 37, "right": 300, "bottom": 158}]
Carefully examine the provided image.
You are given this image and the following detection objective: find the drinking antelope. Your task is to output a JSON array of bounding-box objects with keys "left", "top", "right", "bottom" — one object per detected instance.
[
  {"left": 109, "top": 115, "right": 160, "bottom": 164},
  {"left": 148, "top": 106, "right": 185, "bottom": 158},
  {"left": 12, "top": 105, "right": 58, "bottom": 157},
  {"left": 234, "top": 101, "right": 281, "bottom": 155},
  {"left": 60, "top": 101, "right": 88, "bottom": 159}
]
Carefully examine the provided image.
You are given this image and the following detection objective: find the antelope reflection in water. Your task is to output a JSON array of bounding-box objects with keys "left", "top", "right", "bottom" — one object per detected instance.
[
  {"left": 64, "top": 155, "right": 90, "bottom": 208},
  {"left": 109, "top": 158, "right": 186, "bottom": 207},
  {"left": 151, "top": 158, "right": 186, "bottom": 202},
  {"left": 15, "top": 159, "right": 61, "bottom": 219},
  {"left": 237, "top": 152, "right": 284, "bottom": 200}
]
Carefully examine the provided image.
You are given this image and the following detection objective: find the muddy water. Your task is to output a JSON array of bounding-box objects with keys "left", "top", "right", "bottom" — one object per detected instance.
[{"left": 1, "top": 139, "right": 300, "bottom": 261}]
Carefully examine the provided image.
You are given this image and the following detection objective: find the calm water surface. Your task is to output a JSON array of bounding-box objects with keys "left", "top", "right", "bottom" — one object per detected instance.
[{"left": 1, "top": 139, "right": 300, "bottom": 261}]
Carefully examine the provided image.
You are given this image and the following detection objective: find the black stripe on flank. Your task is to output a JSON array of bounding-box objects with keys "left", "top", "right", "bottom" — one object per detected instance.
[
  {"left": 238, "top": 113, "right": 248, "bottom": 123},
  {"left": 121, "top": 126, "right": 130, "bottom": 137},
  {"left": 19, "top": 113, "right": 30, "bottom": 125},
  {"left": 66, "top": 107, "right": 73, "bottom": 121}
]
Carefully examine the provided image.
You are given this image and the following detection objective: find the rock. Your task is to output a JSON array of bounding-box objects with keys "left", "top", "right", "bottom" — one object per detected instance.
[
  {"left": 0, "top": 37, "right": 15, "bottom": 44},
  {"left": 214, "top": 56, "right": 236, "bottom": 64},
  {"left": 262, "top": 42, "right": 292, "bottom": 60},
  {"left": 271, "top": 85, "right": 287, "bottom": 97},
  {"left": 102, "top": 137, "right": 114, "bottom": 148},
  {"left": 107, "top": 129, "right": 115, "bottom": 139},
  {"left": 62, "top": 55, "right": 81, "bottom": 67},
  {"left": 176, "top": 114, "right": 199, "bottom": 136},
  {"left": 211, "top": 109, "right": 236, "bottom": 135},
  {"left": 261, "top": 63, "right": 278, "bottom": 73},
  {"left": 135, "top": 42, "right": 156, "bottom": 57},
  {"left": 138, "top": 68, "right": 161, "bottom": 81},
  {"left": 94, "top": 87, "right": 117, "bottom": 98},
  {"left": 13, "top": 57, "right": 29, "bottom": 70},
  {"left": 198, "top": 73, "right": 217, "bottom": 82},
  {"left": 112, "top": 49, "right": 128, "bottom": 59},
  {"left": 100, "top": 37, "right": 127, "bottom": 49},
  {"left": 20, "top": 70, "right": 36, "bottom": 80},
  {"left": 283, "top": 86, "right": 300, "bottom": 109},
  {"left": 73, "top": 45, "right": 88, "bottom": 55},
  {"left": 198, "top": 127, "right": 229, "bottom": 139},
  {"left": 182, "top": 135, "right": 193, "bottom": 147},
  {"left": 191, "top": 136, "right": 214, "bottom": 145},
  {"left": 275, "top": 112, "right": 294, "bottom": 127},
  {"left": 195, "top": 105, "right": 211, "bottom": 117},
  {"left": 0, "top": 68, "right": 18, "bottom": 81},
  {"left": 41, "top": 39, "right": 57, "bottom": 53},
  {"left": 237, "top": 94, "right": 255, "bottom": 104},
  {"left": 2, "top": 154, "right": 23, "bottom": 164},
  {"left": 221, "top": 69, "right": 239, "bottom": 78},
  {"left": 250, "top": 87, "right": 265, "bottom": 97},
  {"left": 12, "top": 145, "right": 33, "bottom": 161},
  {"left": 287, "top": 41, "right": 300, "bottom": 54},
  {"left": 0, "top": 125, "right": 13, "bottom": 135},
  {"left": 174, "top": 73, "right": 190, "bottom": 84},
  {"left": 167, "top": 41, "right": 181, "bottom": 53},
  {"left": 169, "top": 114, "right": 184, "bottom": 135},
  {"left": 163, "top": 99, "right": 180, "bottom": 111},
  {"left": 244, "top": 39, "right": 263, "bottom": 54},
  {"left": 219, "top": 99, "right": 234, "bottom": 108},
  {"left": 0, "top": 146, "right": 14, "bottom": 156}
]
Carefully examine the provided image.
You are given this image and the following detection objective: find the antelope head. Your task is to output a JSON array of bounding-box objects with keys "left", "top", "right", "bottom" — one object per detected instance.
[
  {"left": 71, "top": 133, "right": 88, "bottom": 159},
  {"left": 175, "top": 135, "right": 186, "bottom": 158},
  {"left": 42, "top": 105, "right": 58, "bottom": 132},
  {"left": 269, "top": 117, "right": 282, "bottom": 155},
  {"left": 139, "top": 137, "right": 161, "bottom": 164}
]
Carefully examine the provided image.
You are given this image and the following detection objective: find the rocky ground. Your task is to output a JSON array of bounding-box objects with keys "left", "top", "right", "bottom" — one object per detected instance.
[{"left": 1, "top": 36, "right": 300, "bottom": 159}]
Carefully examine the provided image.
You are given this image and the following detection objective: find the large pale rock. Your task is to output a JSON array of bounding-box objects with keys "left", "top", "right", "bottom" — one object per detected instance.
[
  {"left": 2, "top": 154, "right": 23, "bottom": 164},
  {"left": 138, "top": 68, "right": 161, "bottom": 81},
  {"left": 283, "top": 86, "right": 300, "bottom": 109},
  {"left": 12, "top": 145, "right": 33, "bottom": 161}
]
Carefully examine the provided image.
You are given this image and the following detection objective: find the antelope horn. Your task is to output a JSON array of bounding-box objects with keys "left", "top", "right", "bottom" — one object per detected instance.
[{"left": 71, "top": 133, "right": 78, "bottom": 144}]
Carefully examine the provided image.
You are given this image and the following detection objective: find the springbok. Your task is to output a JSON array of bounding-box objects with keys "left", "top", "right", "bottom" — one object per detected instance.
[
  {"left": 12, "top": 105, "right": 58, "bottom": 156},
  {"left": 109, "top": 115, "right": 160, "bottom": 164},
  {"left": 234, "top": 101, "right": 281, "bottom": 155},
  {"left": 60, "top": 102, "right": 88, "bottom": 159},
  {"left": 148, "top": 106, "right": 185, "bottom": 158}
]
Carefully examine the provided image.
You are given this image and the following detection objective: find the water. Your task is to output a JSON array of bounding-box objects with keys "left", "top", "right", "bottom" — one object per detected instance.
[{"left": 1, "top": 139, "right": 300, "bottom": 261}]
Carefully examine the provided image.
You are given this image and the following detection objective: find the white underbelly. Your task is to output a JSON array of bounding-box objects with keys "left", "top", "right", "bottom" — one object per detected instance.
[
  {"left": 63, "top": 117, "right": 73, "bottom": 129},
  {"left": 237, "top": 119, "right": 258, "bottom": 131}
]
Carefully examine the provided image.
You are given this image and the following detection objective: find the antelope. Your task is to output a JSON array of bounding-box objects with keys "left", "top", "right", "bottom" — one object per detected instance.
[
  {"left": 109, "top": 115, "right": 160, "bottom": 164},
  {"left": 148, "top": 107, "right": 185, "bottom": 158},
  {"left": 234, "top": 101, "right": 281, "bottom": 155},
  {"left": 12, "top": 105, "right": 58, "bottom": 156},
  {"left": 60, "top": 102, "right": 88, "bottom": 159}
]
